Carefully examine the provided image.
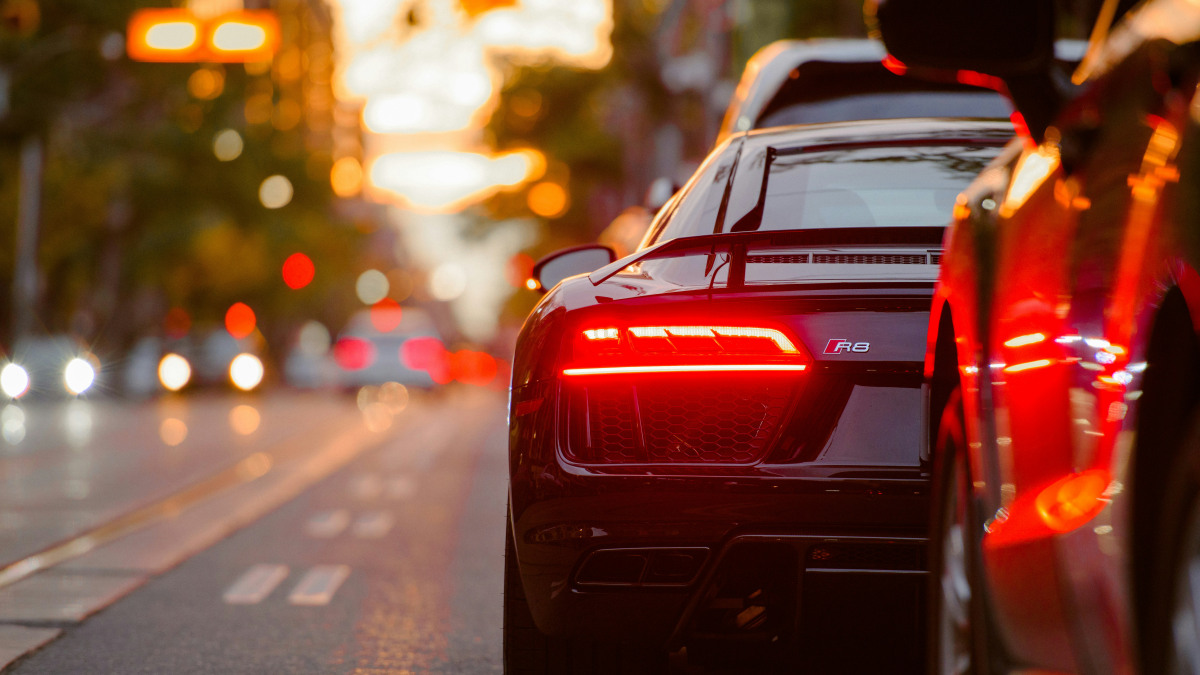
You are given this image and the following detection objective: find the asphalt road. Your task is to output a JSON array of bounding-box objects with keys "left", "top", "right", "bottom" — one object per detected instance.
[{"left": 0, "top": 387, "right": 507, "bottom": 674}]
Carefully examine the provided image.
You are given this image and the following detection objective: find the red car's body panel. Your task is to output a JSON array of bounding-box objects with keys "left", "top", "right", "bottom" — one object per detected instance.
[{"left": 923, "top": 12, "right": 1200, "bottom": 670}]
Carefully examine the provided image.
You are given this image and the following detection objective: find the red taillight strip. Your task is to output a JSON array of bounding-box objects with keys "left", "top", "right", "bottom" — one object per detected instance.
[
  {"left": 562, "top": 364, "right": 808, "bottom": 376},
  {"left": 625, "top": 326, "right": 800, "bottom": 353}
]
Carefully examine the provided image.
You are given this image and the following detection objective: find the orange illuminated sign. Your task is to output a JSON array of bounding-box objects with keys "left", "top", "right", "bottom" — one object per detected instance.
[{"left": 127, "top": 9, "right": 279, "bottom": 63}]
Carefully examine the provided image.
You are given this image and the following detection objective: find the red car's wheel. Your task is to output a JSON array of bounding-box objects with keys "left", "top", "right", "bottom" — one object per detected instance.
[
  {"left": 928, "top": 388, "right": 1000, "bottom": 675},
  {"left": 1148, "top": 416, "right": 1200, "bottom": 674}
]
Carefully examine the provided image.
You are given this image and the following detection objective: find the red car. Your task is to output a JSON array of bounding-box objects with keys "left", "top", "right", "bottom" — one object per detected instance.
[{"left": 874, "top": 0, "right": 1200, "bottom": 672}]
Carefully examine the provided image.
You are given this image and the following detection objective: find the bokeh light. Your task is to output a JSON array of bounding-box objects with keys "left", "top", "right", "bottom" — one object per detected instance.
[
  {"left": 387, "top": 269, "right": 415, "bottom": 301},
  {"left": 297, "top": 321, "right": 332, "bottom": 356},
  {"left": 225, "top": 302, "right": 256, "bottom": 339},
  {"left": 355, "top": 269, "right": 389, "bottom": 305},
  {"left": 64, "top": 358, "right": 96, "bottom": 396},
  {"left": 401, "top": 336, "right": 451, "bottom": 384},
  {"left": 429, "top": 262, "right": 467, "bottom": 301},
  {"left": 165, "top": 307, "right": 192, "bottom": 338},
  {"left": 506, "top": 253, "right": 535, "bottom": 287},
  {"left": 334, "top": 337, "right": 375, "bottom": 371},
  {"left": 213, "top": 129, "right": 244, "bottom": 161},
  {"left": 378, "top": 381, "right": 409, "bottom": 414},
  {"left": 1, "top": 364, "right": 29, "bottom": 399},
  {"left": 229, "top": 353, "right": 265, "bottom": 391},
  {"left": 160, "top": 418, "right": 188, "bottom": 447},
  {"left": 367, "top": 150, "right": 538, "bottom": 213},
  {"left": 2, "top": 404, "right": 25, "bottom": 444},
  {"left": 188, "top": 67, "right": 225, "bottom": 100},
  {"left": 528, "top": 181, "right": 569, "bottom": 217},
  {"left": 452, "top": 350, "right": 498, "bottom": 386},
  {"left": 361, "top": 401, "right": 393, "bottom": 432},
  {"left": 282, "top": 252, "right": 315, "bottom": 290},
  {"left": 157, "top": 353, "right": 192, "bottom": 392},
  {"left": 211, "top": 21, "right": 269, "bottom": 53},
  {"left": 229, "top": 404, "right": 261, "bottom": 435},
  {"left": 65, "top": 400, "right": 93, "bottom": 448},
  {"left": 331, "top": 156, "right": 363, "bottom": 197},
  {"left": 259, "top": 174, "right": 294, "bottom": 209},
  {"left": 370, "top": 299, "right": 403, "bottom": 332}
]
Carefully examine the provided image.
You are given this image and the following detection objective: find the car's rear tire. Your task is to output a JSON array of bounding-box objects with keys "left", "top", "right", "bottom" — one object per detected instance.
[
  {"left": 503, "top": 518, "right": 668, "bottom": 674},
  {"left": 927, "top": 387, "right": 1001, "bottom": 675},
  {"left": 1144, "top": 415, "right": 1200, "bottom": 674}
]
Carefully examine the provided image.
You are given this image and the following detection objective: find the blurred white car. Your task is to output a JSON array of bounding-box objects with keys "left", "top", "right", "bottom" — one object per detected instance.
[{"left": 6, "top": 335, "right": 101, "bottom": 398}]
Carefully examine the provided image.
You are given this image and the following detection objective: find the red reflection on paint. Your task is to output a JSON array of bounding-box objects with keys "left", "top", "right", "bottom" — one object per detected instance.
[
  {"left": 370, "top": 299, "right": 403, "bottom": 332},
  {"left": 1010, "top": 111, "right": 1032, "bottom": 139},
  {"left": 225, "top": 302, "right": 256, "bottom": 339},
  {"left": 1035, "top": 469, "right": 1111, "bottom": 533},
  {"left": 282, "top": 252, "right": 315, "bottom": 290},
  {"left": 334, "top": 337, "right": 376, "bottom": 371},
  {"left": 402, "top": 337, "right": 451, "bottom": 384},
  {"left": 165, "top": 307, "right": 192, "bottom": 339},
  {"left": 881, "top": 54, "right": 907, "bottom": 75},
  {"left": 955, "top": 69, "right": 1004, "bottom": 91}
]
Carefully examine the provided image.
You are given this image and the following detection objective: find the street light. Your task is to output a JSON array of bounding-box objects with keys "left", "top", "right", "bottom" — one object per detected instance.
[
  {"left": 207, "top": 12, "right": 281, "bottom": 63},
  {"left": 127, "top": 9, "right": 203, "bottom": 62},
  {"left": 127, "top": 10, "right": 280, "bottom": 63}
]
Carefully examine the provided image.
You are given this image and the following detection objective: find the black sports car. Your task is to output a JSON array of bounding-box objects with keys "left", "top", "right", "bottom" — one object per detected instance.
[{"left": 506, "top": 118, "right": 1009, "bottom": 672}]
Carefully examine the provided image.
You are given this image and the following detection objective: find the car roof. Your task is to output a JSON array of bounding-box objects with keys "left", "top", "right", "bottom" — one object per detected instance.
[
  {"left": 718, "top": 39, "right": 888, "bottom": 142},
  {"left": 717, "top": 38, "right": 1089, "bottom": 145}
]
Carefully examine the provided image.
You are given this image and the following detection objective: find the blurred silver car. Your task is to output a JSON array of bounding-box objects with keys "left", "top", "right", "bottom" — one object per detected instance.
[{"left": 332, "top": 306, "right": 446, "bottom": 390}]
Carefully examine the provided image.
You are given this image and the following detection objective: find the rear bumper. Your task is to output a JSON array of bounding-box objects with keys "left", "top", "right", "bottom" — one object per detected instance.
[{"left": 510, "top": 475, "right": 929, "bottom": 648}]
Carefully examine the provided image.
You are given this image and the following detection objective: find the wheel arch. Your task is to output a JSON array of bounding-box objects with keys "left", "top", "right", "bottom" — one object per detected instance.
[
  {"left": 1131, "top": 281, "right": 1200, "bottom": 653},
  {"left": 928, "top": 300, "right": 961, "bottom": 462}
]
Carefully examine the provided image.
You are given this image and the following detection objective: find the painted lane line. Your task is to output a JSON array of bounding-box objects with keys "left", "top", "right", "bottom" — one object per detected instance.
[
  {"left": 288, "top": 565, "right": 350, "bottom": 606},
  {"left": 223, "top": 564, "right": 289, "bottom": 605},
  {"left": 305, "top": 510, "right": 350, "bottom": 538},
  {"left": 352, "top": 511, "right": 394, "bottom": 539},
  {"left": 386, "top": 476, "right": 416, "bottom": 500}
]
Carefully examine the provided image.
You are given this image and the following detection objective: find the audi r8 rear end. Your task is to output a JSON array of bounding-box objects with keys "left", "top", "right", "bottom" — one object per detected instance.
[{"left": 505, "top": 119, "right": 1009, "bottom": 673}]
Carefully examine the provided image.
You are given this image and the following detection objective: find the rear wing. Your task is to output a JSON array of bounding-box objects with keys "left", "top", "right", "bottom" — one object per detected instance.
[{"left": 588, "top": 226, "right": 946, "bottom": 289}]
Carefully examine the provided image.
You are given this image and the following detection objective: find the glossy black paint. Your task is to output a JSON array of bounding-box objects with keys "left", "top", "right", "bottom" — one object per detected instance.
[{"left": 508, "top": 120, "right": 1007, "bottom": 651}]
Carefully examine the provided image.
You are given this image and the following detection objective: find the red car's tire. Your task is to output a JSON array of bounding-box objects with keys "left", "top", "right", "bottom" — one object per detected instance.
[
  {"left": 927, "top": 387, "right": 1003, "bottom": 675},
  {"left": 1145, "top": 415, "right": 1200, "bottom": 674}
]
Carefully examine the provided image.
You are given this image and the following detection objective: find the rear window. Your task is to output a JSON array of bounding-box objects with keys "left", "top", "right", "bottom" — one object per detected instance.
[
  {"left": 758, "top": 92, "right": 1011, "bottom": 127},
  {"left": 651, "top": 143, "right": 1000, "bottom": 243}
]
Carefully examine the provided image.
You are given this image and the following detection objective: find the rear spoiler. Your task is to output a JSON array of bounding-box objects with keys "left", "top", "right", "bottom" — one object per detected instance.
[{"left": 588, "top": 226, "right": 946, "bottom": 287}]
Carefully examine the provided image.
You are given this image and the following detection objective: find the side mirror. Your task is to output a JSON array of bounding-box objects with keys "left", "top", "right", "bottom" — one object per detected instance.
[
  {"left": 867, "top": 0, "right": 1054, "bottom": 77},
  {"left": 867, "top": 0, "right": 1060, "bottom": 141},
  {"left": 531, "top": 244, "right": 616, "bottom": 293}
]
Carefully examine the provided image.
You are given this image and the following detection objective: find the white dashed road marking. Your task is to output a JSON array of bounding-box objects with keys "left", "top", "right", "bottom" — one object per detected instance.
[
  {"left": 352, "top": 511, "right": 394, "bottom": 538},
  {"left": 288, "top": 565, "right": 351, "bottom": 606},
  {"left": 223, "top": 564, "right": 289, "bottom": 605},
  {"left": 305, "top": 509, "right": 351, "bottom": 538}
]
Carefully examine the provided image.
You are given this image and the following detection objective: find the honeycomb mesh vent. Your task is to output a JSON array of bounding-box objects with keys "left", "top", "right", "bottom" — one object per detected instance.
[{"left": 575, "top": 379, "right": 794, "bottom": 464}]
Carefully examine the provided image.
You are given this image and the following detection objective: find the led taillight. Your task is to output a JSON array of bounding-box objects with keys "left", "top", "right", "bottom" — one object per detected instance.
[{"left": 565, "top": 325, "right": 810, "bottom": 376}]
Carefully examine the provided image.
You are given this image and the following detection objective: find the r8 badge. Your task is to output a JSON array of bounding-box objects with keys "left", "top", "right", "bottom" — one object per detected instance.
[{"left": 824, "top": 339, "right": 870, "bottom": 354}]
